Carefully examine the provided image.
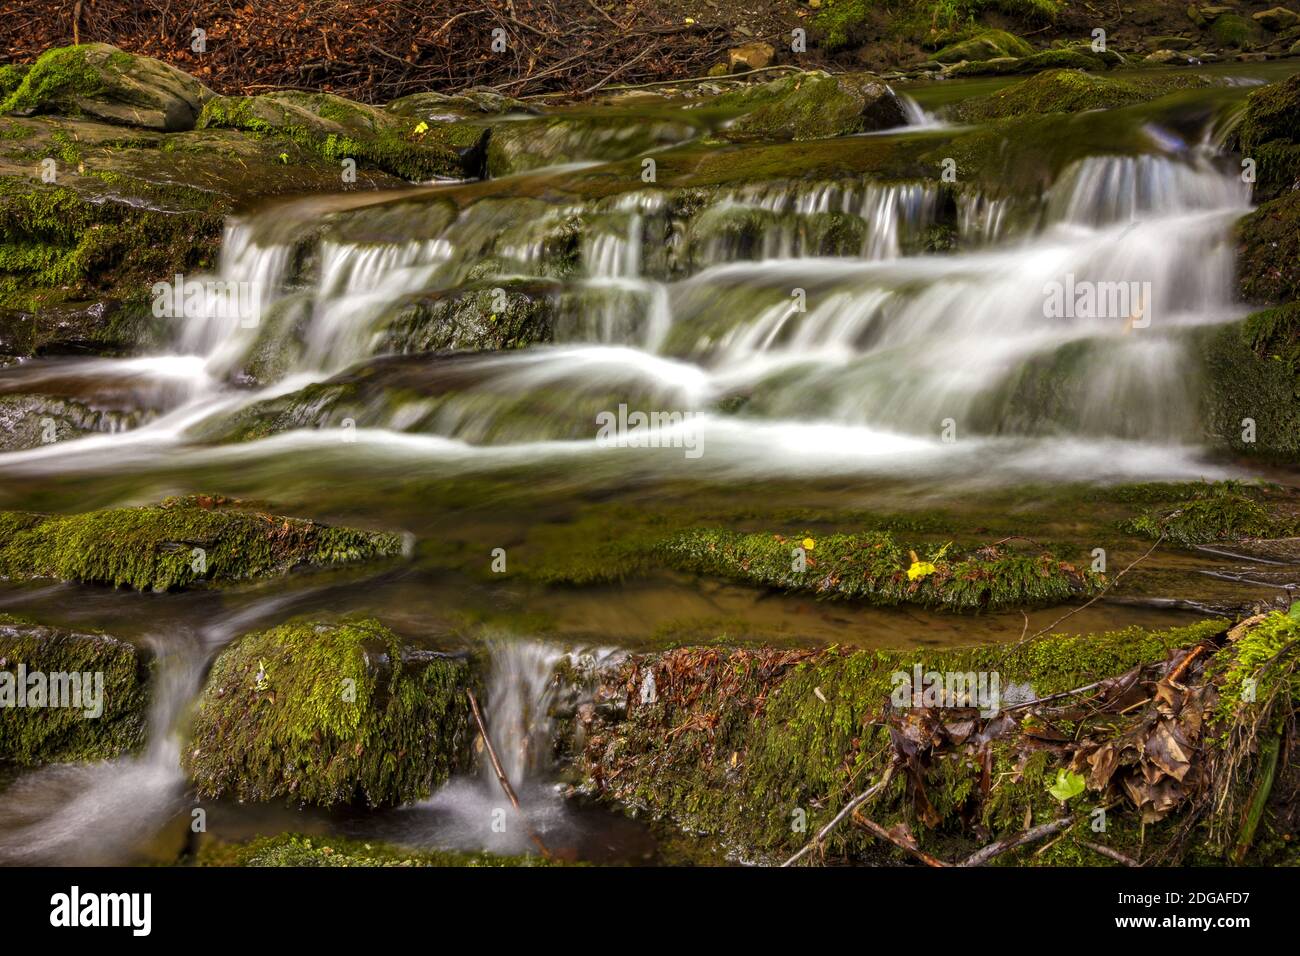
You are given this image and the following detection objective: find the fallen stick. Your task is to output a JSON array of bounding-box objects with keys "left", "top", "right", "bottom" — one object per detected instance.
[
  {"left": 466, "top": 688, "right": 551, "bottom": 858},
  {"left": 781, "top": 766, "right": 895, "bottom": 867},
  {"left": 851, "top": 810, "right": 950, "bottom": 867},
  {"left": 1078, "top": 839, "right": 1142, "bottom": 867},
  {"left": 959, "top": 816, "right": 1073, "bottom": 867}
]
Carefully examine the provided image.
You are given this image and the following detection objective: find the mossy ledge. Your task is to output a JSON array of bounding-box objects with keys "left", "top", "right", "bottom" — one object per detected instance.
[
  {"left": 0, "top": 614, "right": 151, "bottom": 766},
  {"left": 0, "top": 494, "right": 403, "bottom": 591},
  {"left": 657, "top": 529, "right": 1103, "bottom": 612},
  {"left": 193, "top": 832, "right": 557, "bottom": 867},
  {"left": 184, "top": 618, "right": 477, "bottom": 808},
  {"left": 1121, "top": 479, "right": 1300, "bottom": 546},
  {"left": 577, "top": 615, "right": 1296, "bottom": 864}
]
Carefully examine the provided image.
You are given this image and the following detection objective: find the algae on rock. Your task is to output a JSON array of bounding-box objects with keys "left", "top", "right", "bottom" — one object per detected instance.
[{"left": 184, "top": 618, "right": 477, "bottom": 808}]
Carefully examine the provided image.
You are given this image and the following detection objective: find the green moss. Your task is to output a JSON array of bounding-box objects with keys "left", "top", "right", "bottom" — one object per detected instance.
[
  {"left": 0, "top": 615, "right": 150, "bottom": 765},
  {"left": 812, "top": 0, "right": 875, "bottom": 53},
  {"left": 194, "top": 832, "right": 557, "bottom": 867},
  {"left": 184, "top": 618, "right": 476, "bottom": 808},
  {"left": 1213, "top": 607, "right": 1300, "bottom": 723},
  {"left": 1121, "top": 480, "right": 1296, "bottom": 546},
  {"left": 949, "top": 69, "right": 1212, "bottom": 122},
  {"left": 1210, "top": 14, "right": 1255, "bottom": 49},
  {"left": 0, "top": 175, "right": 222, "bottom": 314},
  {"left": 659, "top": 529, "right": 1103, "bottom": 611},
  {"left": 582, "top": 618, "right": 1227, "bottom": 860},
  {"left": 1235, "top": 193, "right": 1300, "bottom": 305},
  {"left": 0, "top": 46, "right": 107, "bottom": 116},
  {"left": 0, "top": 495, "right": 402, "bottom": 591},
  {"left": 0, "top": 64, "right": 27, "bottom": 100},
  {"left": 1236, "top": 73, "right": 1300, "bottom": 201},
  {"left": 1202, "top": 309, "right": 1300, "bottom": 460}
]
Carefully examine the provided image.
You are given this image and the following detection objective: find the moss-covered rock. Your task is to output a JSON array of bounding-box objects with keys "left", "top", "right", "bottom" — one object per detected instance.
[
  {"left": 1121, "top": 479, "right": 1298, "bottom": 545},
  {"left": 946, "top": 48, "right": 1109, "bottom": 77},
  {"left": 1235, "top": 191, "right": 1300, "bottom": 306},
  {"left": 194, "top": 832, "right": 554, "bottom": 866},
  {"left": 578, "top": 618, "right": 1231, "bottom": 861},
  {"left": 0, "top": 44, "right": 212, "bottom": 132},
  {"left": 0, "top": 495, "right": 402, "bottom": 591},
  {"left": 659, "top": 529, "right": 1104, "bottom": 612},
  {"left": 717, "top": 72, "right": 907, "bottom": 141},
  {"left": 1209, "top": 14, "right": 1257, "bottom": 49},
  {"left": 184, "top": 618, "right": 477, "bottom": 808},
  {"left": 1202, "top": 305, "right": 1300, "bottom": 460},
  {"left": 196, "top": 91, "right": 488, "bottom": 180},
  {"left": 947, "top": 69, "right": 1213, "bottom": 122},
  {"left": 1235, "top": 72, "right": 1300, "bottom": 203},
  {"left": 935, "top": 30, "right": 1035, "bottom": 64},
  {"left": 0, "top": 614, "right": 150, "bottom": 765}
]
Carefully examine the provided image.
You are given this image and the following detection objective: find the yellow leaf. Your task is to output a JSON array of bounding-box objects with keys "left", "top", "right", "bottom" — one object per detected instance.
[
  {"left": 907, "top": 560, "right": 937, "bottom": 581},
  {"left": 802, "top": 537, "right": 815, "bottom": 551},
  {"left": 412, "top": 121, "right": 429, "bottom": 135}
]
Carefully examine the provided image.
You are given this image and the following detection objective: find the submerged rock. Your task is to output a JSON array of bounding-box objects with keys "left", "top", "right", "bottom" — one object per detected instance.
[
  {"left": 0, "top": 44, "right": 212, "bottom": 132},
  {"left": 0, "top": 495, "right": 403, "bottom": 591},
  {"left": 184, "top": 618, "right": 477, "bottom": 808},
  {"left": 0, "top": 615, "right": 151, "bottom": 766}
]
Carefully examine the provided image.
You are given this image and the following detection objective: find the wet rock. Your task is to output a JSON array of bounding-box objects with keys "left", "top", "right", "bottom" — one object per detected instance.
[
  {"left": 1209, "top": 13, "right": 1256, "bottom": 49},
  {"left": 718, "top": 71, "right": 907, "bottom": 141},
  {"left": 728, "top": 42, "right": 775, "bottom": 73},
  {"left": 184, "top": 618, "right": 477, "bottom": 808},
  {"left": 946, "top": 69, "right": 1214, "bottom": 123},
  {"left": 0, "top": 393, "right": 150, "bottom": 451},
  {"left": 0, "top": 44, "right": 212, "bottom": 132},
  {"left": 378, "top": 279, "right": 560, "bottom": 355},
  {"left": 1202, "top": 303, "right": 1300, "bottom": 461},
  {"left": 486, "top": 111, "right": 700, "bottom": 176},
  {"left": 0, "top": 615, "right": 151, "bottom": 766},
  {"left": 0, "top": 495, "right": 403, "bottom": 591},
  {"left": 196, "top": 90, "right": 489, "bottom": 180},
  {"left": 1144, "top": 49, "right": 1195, "bottom": 64},
  {"left": 1234, "top": 72, "right": 1300, "bottom": 203},
  {"left": 386, "top": 89, "right": 535, "bottom": 121}
]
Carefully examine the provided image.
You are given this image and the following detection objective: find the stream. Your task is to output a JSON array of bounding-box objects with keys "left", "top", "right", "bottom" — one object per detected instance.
[{"left": 1, "top": 61, "right": 1297, "bottom": 866}]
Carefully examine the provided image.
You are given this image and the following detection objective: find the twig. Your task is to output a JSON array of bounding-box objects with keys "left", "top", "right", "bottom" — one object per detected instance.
[
  {"left": 1003, "top": 532, "right": 1166, "bottom": 659},
  {"left": 781, "top": 766, "right": 895, "bottom": 867},
  {"left": 959, "top": 816, "right": 1073, "bottom": 866},
  {"left": 851, "top": 810, "right": 950, "bottom": 866},
  {"left": 580, "top": 45, "right": 657, "bottom": 96},
  {"left": 1078, "top": 838, "right": 1142, "bottom": 867},
  {"left": 466, "top": 688, "right": 551, "bottom": 858}
]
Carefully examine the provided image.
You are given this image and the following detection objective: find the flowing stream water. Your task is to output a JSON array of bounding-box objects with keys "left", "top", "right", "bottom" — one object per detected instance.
[{"left": 1, "top": 63, "right": 1296, "bottom": 865}]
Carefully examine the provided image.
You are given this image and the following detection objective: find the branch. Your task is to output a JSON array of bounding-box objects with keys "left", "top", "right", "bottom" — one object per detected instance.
[
  {"left": 781, "top": 766, "right": 895, "bottom": 867},
  {"left": 959, "top": 816, "right": 1074, "bottom": 867}
]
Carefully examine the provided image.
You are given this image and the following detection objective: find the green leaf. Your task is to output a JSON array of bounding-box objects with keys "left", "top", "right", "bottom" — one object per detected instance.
[{"left": 1047, "top": 768, "right": 1085, "bottom": 802}]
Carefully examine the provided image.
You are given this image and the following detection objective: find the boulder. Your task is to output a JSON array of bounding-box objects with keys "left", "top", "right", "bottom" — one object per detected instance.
[
  {"left": 184, "top": 618, "right": 478, "bottom": 807},
  {"left": 934, "top": 30, "right": 1034, "bottom": 64},
  {"left": 719, "top": 71, "right": 907, "bottom": 141},
  {"left": 0, "top": 44, "right": 212, "bottom": 131},
  {"left": 1253, "top": 7, "right": 1300, "bottom": 32},
  {"left": 0, "top": 615, "right": 150, "bottom": 765},
  {"left": 197, "top": 90, "right": 490, "bottom": 180},
  {"left": 0, "top": 495, "right": 404, "bottom": 591}
]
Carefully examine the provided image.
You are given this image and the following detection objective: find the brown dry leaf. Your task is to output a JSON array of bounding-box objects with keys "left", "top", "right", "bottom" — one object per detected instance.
[
  {"left": 1144, "top": 718, "right": 1194, "bottom": 781},
  {"left": 1087, "top": 742, "right": 1122, "bottom": 790}
]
